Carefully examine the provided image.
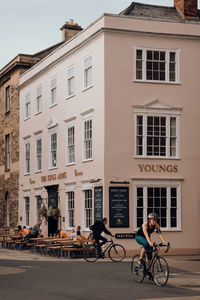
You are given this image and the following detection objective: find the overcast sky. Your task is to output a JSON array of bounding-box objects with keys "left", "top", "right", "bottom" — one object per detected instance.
[{"left": 0, "top": 0, "right": 199, "bottom": 69}]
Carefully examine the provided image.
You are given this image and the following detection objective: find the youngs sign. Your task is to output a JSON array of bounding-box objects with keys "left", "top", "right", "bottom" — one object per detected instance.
[{"left": 138, "top": 164, "right": 178, "bottom": 173}]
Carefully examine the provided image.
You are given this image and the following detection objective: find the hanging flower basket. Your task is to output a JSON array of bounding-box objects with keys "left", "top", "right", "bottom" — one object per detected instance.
[
  {"left": 47, "top": 206, "right": 60, "bottom": 220},
  {"left": 39, "top": 204, "right": 48, "bottom": 220}
]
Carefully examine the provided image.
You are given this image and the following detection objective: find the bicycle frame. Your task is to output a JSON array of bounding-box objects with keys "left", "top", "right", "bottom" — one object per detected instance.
[{"left": 97, "top": 239, "right": 114, "bottom": 255}]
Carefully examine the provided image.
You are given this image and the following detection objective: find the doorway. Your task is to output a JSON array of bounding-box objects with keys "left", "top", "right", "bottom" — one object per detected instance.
[{"left": 44, "top": 185, "right": 59, "bottom": 237}]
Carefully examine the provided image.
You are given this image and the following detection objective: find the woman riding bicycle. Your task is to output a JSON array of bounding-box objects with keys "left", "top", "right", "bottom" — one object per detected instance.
[{"left": 135, "top": 212, "right": 169, "bottom": 279}]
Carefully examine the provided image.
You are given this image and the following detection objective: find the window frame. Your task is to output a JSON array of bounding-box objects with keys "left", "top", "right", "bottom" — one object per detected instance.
[
  {"left": 24, "top": 196, "right": 30, "bottom": 227},
  {"left": 134, "top": 105, "right": 180, "bottom": 159},
  {"left": 35, "top": 136, "right": 42, "bottom": 172},
  {"left": 83, "top": 55, "right": 92, "bottom": 90},
  {"left": 133, "top": 180, "right": 181, "bottom": 231},
  {"left": 35, "top": 85, "right": 42, "bottom": 114},
  {"left": 24, "top": 140, "right": 31, "bottom": 174},
  {"left": 66, "top": 65, "right": 75, "bottom": 98},
  {"left": 50, "top": 76, "right": 57, "bottom": 107},
  {"left": 5, "top": 134, "right": 10, "bottom": 171},
  {"left": 49, "top": 131, "right": 57, "bottom": 169},
  {"left": 66, "top": 120, "right": 75, "bottom": 165},
  {"left": 82, "top": 114, "right": 93, "bottom": 162},
  {"left": 24, "top": 92, "right": 31, "bottom": 120},
  {"left": 133, "top": 47, "right": 180, "bottom": 84},
  {"left": 66, "top": 191, "right": 75, "bottom": 229},
  {"left": 5, "top": 85, "right": 10, "bottom": 113},
  {"left": 83, "top": 189, "right": 93, "bottom": 230}
]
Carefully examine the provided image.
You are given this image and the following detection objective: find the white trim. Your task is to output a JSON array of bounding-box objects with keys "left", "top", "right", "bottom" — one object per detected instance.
[
  {"left": 133, "top": 102, "right": 181, "bottom": 159},
  {"left": 66, "top": 120, "right": 75, "bottom": 165},
  {"left": 49, "top": 130, "right": 58, "bottom": 169}
]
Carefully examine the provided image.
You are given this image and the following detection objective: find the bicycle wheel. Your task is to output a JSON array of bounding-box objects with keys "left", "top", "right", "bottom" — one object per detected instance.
[
  {"left": 83, "top": 244, "right": 98, "bottom": 262},
  {"left": 152, "top": 256, "right": 169, "bottom": 287},
  {"left": 131, "top": 255, "right": 145, "bottom": 283},
  {"left": 108, "top": 244, "right": 126, "bottom": 262}
]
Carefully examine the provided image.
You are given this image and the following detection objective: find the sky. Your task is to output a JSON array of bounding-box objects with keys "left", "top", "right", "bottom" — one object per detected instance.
[{"left": 0, "top": 0, "right": 200, "bottom": 70}]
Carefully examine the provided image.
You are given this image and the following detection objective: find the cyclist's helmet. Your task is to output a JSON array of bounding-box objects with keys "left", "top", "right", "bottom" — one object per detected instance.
[{"left": 148, "top": 212, "right": 159, "bottom": 221}]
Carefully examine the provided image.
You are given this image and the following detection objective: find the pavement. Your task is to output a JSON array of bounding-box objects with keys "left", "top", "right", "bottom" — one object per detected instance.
[{"left": 0, "top": 247, "right": 200, "bottom": 300}]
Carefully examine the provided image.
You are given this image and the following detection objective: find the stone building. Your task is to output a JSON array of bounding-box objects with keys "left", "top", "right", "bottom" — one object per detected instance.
[{"left": 0, "top": 21, "right": 82, "bottom": 230}]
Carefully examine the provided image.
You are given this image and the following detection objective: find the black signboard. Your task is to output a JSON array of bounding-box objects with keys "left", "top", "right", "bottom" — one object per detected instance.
[
  {"left": 109, "top": 187, "right": 129, "bottom": 228},
  {"left": 94, "top": 186, "right": 103, "bottom": 222}
]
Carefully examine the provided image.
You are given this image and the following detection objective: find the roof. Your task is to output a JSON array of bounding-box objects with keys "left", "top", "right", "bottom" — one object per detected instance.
[{"left": 120, "top": 2, "right": 200, "bottom": 22}]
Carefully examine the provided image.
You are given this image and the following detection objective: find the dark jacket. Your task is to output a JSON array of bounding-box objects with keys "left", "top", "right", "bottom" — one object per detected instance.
[{"left": 90, "top": 221, "right": 111, "bottom": 236}]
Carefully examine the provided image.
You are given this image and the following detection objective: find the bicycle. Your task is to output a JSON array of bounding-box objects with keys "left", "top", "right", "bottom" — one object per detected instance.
[
  {"left": 83, "top": 237, "right": 126, "bottom": 262},
  {"left": 131, "top": 243, "right": 170, "bottom": 287}
]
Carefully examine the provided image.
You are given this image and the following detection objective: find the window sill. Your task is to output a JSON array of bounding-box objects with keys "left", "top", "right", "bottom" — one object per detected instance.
[
  {"left": 35, "top": 170, "right": 42, "bottom": 174},
  {"left": 24, "top": 116, "right": 31, "bottom": 121},
  {"left": 49, "top": 166, "right": 58, "bottom": 170},
  {"left": 82, "top": 85, "right": 93, "bottom": 92},
  {"left": 82, "top": 158, "right": 93, "bottom": 163},
  {"left": 35, "top": 111, "right": 42, "bottom": 116},
  {"left": 24, "top": 173, "right": 30, "bottom": 176},
  {"left": 133, "top": 156, "right": 180, "bottom": 160},
  {"left": 5, "top": 168, "right": 10, "bottom": 172},
  {"left": 65, "top": 94, "right": 75, "bottom": 101},
  {"left": 133, "top": 80, "right": 181, "bottom": 85},
  {"left": 66, "top": 162, "right": 76, "bottom": 167},
  {"left": 5, "top": 110, "right": 10, "bottom": 116},
  {"left": 49, "top": 103, "right": 57, "bottom": 109}
]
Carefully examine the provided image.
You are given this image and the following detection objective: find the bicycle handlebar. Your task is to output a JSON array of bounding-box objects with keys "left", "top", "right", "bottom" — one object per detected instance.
[{"left": 153, "top": 242, "right": 170, "bottom": 253}]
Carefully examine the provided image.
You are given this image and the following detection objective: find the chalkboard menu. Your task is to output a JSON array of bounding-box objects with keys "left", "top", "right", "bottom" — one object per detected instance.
[
  {"left": 109, "top": 187, "right": 129, "bottom": 228},
  {"left": 94, "top": 186, "right": 103, "bottom": 222}
]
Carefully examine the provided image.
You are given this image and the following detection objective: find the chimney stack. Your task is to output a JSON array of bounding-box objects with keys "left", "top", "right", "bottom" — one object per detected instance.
[
  {"left": 60, "top": 19, "right": 83, "bottom": 42},
  {"left": 174, "top": 0, "right": 198, "bottom": 18}
]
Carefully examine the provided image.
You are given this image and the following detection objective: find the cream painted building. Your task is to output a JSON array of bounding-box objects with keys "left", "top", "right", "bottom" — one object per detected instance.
[{"left": 19, "top": 1, "right": 200, "bottom": 254}]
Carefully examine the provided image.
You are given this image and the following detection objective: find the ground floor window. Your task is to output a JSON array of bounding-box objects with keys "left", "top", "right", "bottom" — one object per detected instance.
[
  {"left": 134, "top": 181, "right": 181, "bottom": 231},
  {"left": 84, "top": 189, "right": 92, "bottom": 229},
  {"left": 36, "top": 195, "right": 43, "bottom": 222},
  {"left": 67, "top": 191, "right": 74, "bottom": 228},
  {"left": 25, "top": 196, "right": 30, "bottom": 226}
]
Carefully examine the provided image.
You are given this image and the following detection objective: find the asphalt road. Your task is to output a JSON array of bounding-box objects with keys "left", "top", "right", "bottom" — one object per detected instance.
[{"left": 0, "top": 249, "right": 200, "bottom": 300}]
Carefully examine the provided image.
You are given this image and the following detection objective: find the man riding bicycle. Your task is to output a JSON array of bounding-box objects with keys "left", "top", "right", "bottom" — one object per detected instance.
[
  {"left": 135, "top": 212, "right": 169, "bottom": 279},
  {"left": 90, "top": 217, "right": 113, "bottom": 258}
]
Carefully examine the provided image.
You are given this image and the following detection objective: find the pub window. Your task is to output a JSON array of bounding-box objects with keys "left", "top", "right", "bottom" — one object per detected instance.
[
  {"left": 66, "top": 66, "right": 75, "bottom": 97},
  {"left": 36, "top": 85, "right": 42, "bottom": 114},
  {"left": 134, "top": 181, "right": 181, "bottom": 231},
  {"left": 36, "top": 195, "right": 42, "bottom": 222},
  {"left": 83, "top": 118, "right": 92, "bottom": 161},
  {"left": 84, "top": 56, "right": 92, "bottom": 89},
  {"left": 25, "top": 196, "right": 30, "bottom": 226},
  {"left": 67, "top": 191, "right": 75, "bottom": 228},
  {"left": 36, "top": 137, "right": 42, "bottom": 171},
  {"left": 84, "top": 189, "right": 92, "bottom": 229},
  {"left": 66, "top": 122, "right": 75, "bottom": 165},
  {"left": 24, "top": 93, "right": 31, "bottom": 119}
]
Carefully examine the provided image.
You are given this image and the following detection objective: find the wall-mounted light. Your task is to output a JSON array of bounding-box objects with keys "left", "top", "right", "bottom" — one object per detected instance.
[{"left": 90, "top": 178, "right": 101, "bottom": 183}]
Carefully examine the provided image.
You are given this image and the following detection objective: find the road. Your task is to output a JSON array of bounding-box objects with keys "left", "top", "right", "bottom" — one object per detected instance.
[{"left": 0, "top": 248, "right": 199, "bottom": 300}]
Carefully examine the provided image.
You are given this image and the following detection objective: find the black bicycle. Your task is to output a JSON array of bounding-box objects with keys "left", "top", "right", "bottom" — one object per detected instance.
[
  {"left": 83, "top": 237, "right": 126, "bottom": 262},
  {"left": 131, "top": 243, "right": 170, "bottom": 287}
]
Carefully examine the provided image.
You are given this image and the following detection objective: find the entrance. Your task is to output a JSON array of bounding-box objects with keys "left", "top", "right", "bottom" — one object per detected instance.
[{"left": 45, "top": 185, "right": 59, "bottom": 237}]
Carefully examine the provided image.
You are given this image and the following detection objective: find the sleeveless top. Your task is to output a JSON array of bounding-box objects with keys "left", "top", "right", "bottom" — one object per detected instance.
[{"left": 136, "top": 223, "right": 155, "bottom": 238}]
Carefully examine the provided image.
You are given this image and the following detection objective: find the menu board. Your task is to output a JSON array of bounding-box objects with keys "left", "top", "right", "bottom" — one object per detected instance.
[
  {"left": 94, "top": 186, "right": 103, "bottom": 222},
  {"left": 109, "top": 187, "right": 129, "bottom": 228}
]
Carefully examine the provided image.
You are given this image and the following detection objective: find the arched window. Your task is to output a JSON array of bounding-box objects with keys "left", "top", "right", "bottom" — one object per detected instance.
[{"left": 5, "top": 192, "right": 10, "bottom": 227}]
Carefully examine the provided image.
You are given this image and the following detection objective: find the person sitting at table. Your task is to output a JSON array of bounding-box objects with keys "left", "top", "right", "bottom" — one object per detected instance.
[
  {"left": 24, "top": 220, "right": 42, "bottom": 241},
  {"left": 56, "top": 229, "right": 68, "bottom": 239},
  {"left": 21, "top": 226, "right": 30, "bottom": 238}
]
